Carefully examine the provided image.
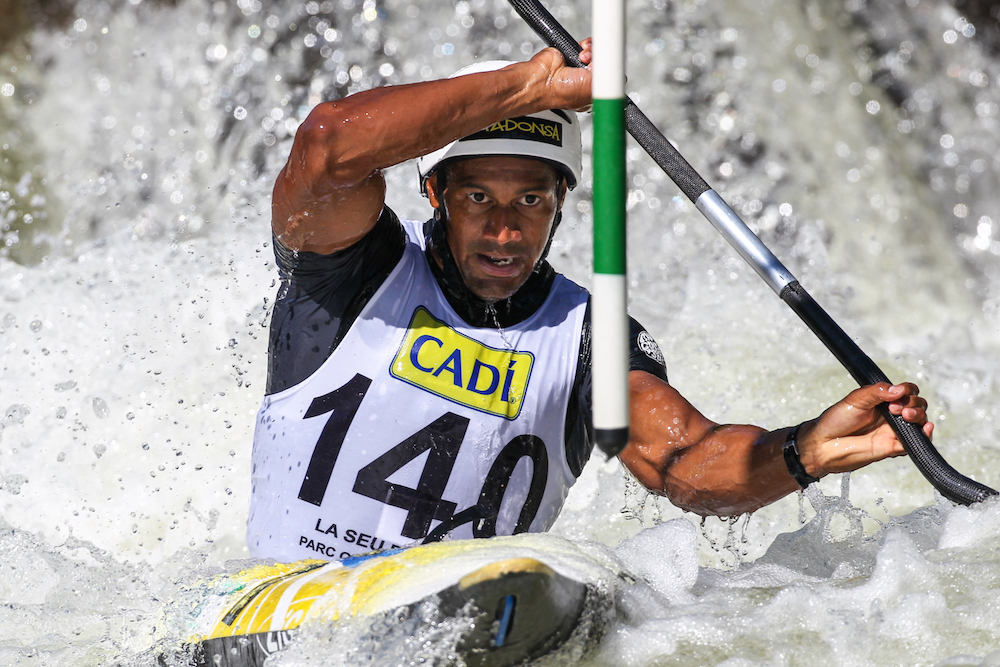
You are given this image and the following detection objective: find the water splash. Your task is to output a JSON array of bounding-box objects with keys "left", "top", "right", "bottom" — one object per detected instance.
[
  {"left": 3, "top": 0, "right": 1000, "bottom": 664},
  {"left": 485, "top": 300, "right": 516, "bottom": 349}
]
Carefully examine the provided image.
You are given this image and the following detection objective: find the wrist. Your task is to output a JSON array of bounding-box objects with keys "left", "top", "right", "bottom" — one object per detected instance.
[
  {"left": 783, "top": 423, "right": 821, "bottom": 489},
  {"left": 513, "top": 59, "right": 563, "bottom": 112}
]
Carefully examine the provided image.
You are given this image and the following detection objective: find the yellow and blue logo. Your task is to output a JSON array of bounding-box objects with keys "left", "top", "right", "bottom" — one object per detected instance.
[{"left": 390, "top": 307, "right": 534, "bottom": 420}]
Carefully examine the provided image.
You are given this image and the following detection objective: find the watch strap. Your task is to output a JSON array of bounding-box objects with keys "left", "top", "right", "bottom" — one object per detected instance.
[{"left": 783, "top": 423, "right": 820, "bottom": 489}]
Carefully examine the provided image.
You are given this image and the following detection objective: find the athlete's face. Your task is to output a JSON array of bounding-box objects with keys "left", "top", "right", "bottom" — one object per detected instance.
[{"left": 426, "top": 157, "right": 566, "bottom": 302}]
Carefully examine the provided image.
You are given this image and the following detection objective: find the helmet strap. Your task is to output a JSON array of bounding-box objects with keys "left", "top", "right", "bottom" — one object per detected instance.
[
  {"left": 535, "top": 174, "right": 566, "bottom": 267},
  {"left": 427, "top": 207, "right": 505, "bottom": 328}
]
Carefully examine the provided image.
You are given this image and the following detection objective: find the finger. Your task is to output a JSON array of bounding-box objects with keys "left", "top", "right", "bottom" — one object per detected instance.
[
  {"left": 840, "top": 382, "right": 895, "bottom": 411},
  {"left": 886, "top": 395, "right": 927, "bottom": 414},
  {"left": 848, "top": 383, "right": 925, "bottom": 413},
  {"left": 900, "top": 405, "right": 928, "bottom": 422},
  {"left": 893, "top": 394, "right": 927, "bottom": 408},
  {"left": 886, "top": 393, "right": 928, "bottom": 424}
]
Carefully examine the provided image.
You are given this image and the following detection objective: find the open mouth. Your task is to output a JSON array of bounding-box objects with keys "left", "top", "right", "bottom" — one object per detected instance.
[{"left": 476, "top": 253, "right": 521, "bottom": 278}]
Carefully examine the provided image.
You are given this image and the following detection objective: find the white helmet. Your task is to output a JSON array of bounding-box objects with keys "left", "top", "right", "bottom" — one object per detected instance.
[{"left": 416, "top": 60, "right": 583, "bottom": 192}]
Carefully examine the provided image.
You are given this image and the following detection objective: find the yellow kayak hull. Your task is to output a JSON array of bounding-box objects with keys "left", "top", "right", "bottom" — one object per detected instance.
[{"left": 188, "top": 534, "right": 614, "bottom": 667}]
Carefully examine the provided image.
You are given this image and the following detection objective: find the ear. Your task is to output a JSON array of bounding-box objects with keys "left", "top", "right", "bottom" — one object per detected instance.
[{"left": 425, "top": 173, "right": 443, "bottom": 210}]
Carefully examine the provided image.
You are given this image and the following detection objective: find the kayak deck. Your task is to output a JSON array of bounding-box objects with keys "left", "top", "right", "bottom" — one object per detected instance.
[{"left": 193, "top": 553, "right": 596, "bottom": 667}]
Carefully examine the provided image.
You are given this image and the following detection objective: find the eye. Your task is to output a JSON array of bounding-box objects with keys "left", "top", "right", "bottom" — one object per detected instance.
[
  {"left": 521, "top": 194, "right": 541, "bottom": 206},
  {"left": 469, "top": 192, "right": 488, "bottom": 204}
]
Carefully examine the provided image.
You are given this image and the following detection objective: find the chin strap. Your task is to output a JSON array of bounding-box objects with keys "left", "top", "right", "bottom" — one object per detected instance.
[
  {"left": 537, "top": 210, "right": 561, "bottom": 267},
  {"left": 426, "top": 210, "right": 504, "bottom": 328}
]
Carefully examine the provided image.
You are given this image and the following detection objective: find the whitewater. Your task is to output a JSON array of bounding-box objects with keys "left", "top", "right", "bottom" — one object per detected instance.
[{"left": 2, "top": 0, "right": 1000, "bottom": 664}]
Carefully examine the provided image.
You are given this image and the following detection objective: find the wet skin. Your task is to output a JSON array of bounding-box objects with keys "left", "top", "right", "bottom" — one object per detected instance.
[
  {"left": 268, "top": 43, "right": 932, "bottom": 517},
  {"left": 425, "top": 157, "right": 567, "bottom": 301}
]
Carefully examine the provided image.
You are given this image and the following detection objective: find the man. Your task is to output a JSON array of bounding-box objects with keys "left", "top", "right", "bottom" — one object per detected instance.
[{"left": 247, "top": 44, "right": 930, "bottom": 563}]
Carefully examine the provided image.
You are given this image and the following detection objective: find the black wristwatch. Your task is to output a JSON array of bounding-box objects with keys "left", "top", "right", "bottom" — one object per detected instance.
[{"left": 783, "top": 423, "right": 820, "bottom": 489}]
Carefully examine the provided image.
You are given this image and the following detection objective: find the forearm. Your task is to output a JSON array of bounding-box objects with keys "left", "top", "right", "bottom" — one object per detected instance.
[
  {"left": 652, "top": 425, "right": 802, "bottom": 516},
  {"left": 272, "top": 69, "right": 539, "bottom": 252},
  {"left": 620, "top": 371, "right": 805, "bottom": 516},
  {"left": 620, "top": 373, "right": 926, "bottom": 515},
  {"left": 273, "top": 54, "right": 587, "bottom": 252},
  {"left": 297, "top": 59, "right": 573, "bottom": 187}
]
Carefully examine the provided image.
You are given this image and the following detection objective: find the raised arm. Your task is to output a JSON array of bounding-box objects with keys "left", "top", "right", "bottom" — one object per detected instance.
[
  {"left": 272, "top": 46, "right": 592, "bottom": 254},
  {"left": 619, "top": 371, "right": 931, "bottom": 516}
]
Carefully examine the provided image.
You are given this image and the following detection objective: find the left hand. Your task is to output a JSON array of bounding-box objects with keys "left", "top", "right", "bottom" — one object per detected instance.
[{"left": 797, "top": 383, "right": 932, "bottom": 477}]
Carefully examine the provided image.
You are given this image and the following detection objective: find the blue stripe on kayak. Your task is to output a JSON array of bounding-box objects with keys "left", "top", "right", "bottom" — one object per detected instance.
[
  {"left": 494, "top": 595, "right": 516, "bottom": 647},
  {"left": 341, "top": 547, "right": 406, "bottom": 568}
]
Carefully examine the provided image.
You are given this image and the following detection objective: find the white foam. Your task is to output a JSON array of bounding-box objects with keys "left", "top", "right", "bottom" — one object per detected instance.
[
  {"left": 3, "top": 0, "right": 1000, "bottom": 664},
  {"left": 615, "top": 519, "right": 699, "bottom": 604}
]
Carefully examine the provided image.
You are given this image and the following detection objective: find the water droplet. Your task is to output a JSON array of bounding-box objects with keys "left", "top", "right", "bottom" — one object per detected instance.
[
  {"left": 93, "top": 397, "right": 110, "bottom": 419},
  {"left": 5, "top": 404, "right": 29, "bottom": 424}
]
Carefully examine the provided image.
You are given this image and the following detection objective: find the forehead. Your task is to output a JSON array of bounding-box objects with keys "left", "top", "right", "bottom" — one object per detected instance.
[{"left": 444, "top": 156, "right": 561, "bottom": 190}]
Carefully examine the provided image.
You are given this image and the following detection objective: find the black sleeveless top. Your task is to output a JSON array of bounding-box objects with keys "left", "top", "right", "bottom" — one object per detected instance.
[{"left": 265, "top": 207, "right": 668, "bottom": 477}]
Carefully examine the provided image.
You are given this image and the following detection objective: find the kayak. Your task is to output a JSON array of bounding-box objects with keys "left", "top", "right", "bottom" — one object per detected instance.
[{"left": 183, "top": 534, "right": 618, "bottom": 666}]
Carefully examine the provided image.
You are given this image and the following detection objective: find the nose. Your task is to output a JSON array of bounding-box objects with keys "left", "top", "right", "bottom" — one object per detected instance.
[
  {"left": 496, "top": 225, "right": 522, "bottom": 244},
  {"left": 485, "top": 208, "right": 522, "bottom": 244}
]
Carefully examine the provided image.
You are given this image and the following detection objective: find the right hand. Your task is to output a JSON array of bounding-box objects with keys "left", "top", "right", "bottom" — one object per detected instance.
[{"left": 524, "top": 39, "right": 593, "bottom": 112}]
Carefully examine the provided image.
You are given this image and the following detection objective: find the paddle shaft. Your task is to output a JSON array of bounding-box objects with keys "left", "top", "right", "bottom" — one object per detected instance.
[{"left": 507, "top": 0, "right": 998, "bottom": 505}]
